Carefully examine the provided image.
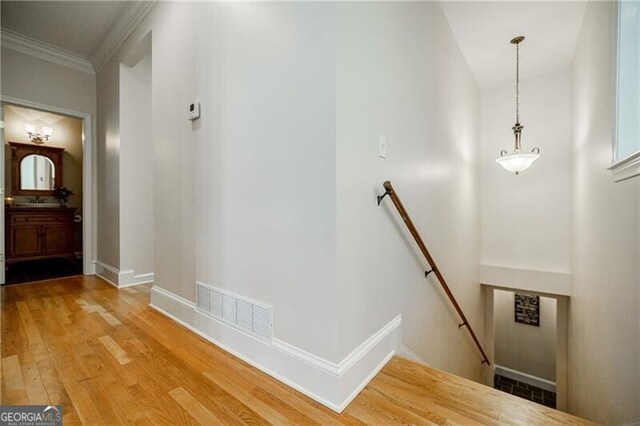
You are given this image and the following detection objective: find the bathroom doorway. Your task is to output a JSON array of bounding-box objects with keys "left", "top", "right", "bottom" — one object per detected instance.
[{"left": 1, "top": 100, "right": 94, "bottom": 285}]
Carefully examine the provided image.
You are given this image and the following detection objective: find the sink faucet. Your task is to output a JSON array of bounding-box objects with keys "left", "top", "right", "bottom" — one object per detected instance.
[{"left": 28, "top": 196, "right": 46, "bottom": 204}]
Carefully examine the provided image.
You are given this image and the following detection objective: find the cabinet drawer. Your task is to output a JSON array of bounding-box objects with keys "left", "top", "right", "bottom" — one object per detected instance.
[{"left": 10, "top": 215, "right": 68, "bottom": 224}]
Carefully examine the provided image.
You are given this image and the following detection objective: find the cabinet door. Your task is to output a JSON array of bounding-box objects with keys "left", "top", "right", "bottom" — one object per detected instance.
[
  {"left": 41, "top": 225, "right": 70, "bottom": 255},
  {"left": 9, "top": 226, "right": 42, "bottom": 257}
]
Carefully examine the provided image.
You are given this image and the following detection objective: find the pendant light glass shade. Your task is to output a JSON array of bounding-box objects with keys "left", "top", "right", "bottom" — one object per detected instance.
[
  {"left": 495, "top": 150, "right": 540, "bottom": 173},
  {"left": 496, "top": 36, "right": 540, "bottom": 174}
]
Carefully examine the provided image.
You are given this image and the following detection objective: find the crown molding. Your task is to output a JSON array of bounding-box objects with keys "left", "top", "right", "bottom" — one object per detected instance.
[
  {"left": 1, "top": 28, "right": 95, "bottom": 74},
  {"left": 89, "top": 0, "right": 157, "bottom": 73}
]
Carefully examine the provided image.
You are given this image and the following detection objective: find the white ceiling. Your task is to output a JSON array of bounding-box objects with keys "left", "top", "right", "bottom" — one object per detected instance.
[
  {"left": 441, "top": 1, "right": 588, "bottom": 88},
  {"left": 1, "top": 1, "right": 587, "bottom": 87},
  {"left": 1, "top": 1, "right": 126, "bottom": 57}
]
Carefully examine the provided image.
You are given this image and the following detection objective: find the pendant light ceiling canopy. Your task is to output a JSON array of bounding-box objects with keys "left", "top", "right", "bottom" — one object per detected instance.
[{"left": 495, "top": 36, "right": 540, "bottom": 174}]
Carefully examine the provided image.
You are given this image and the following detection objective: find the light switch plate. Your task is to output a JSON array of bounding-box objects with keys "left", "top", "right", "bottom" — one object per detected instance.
[{"left": 379, "top": 135, "right": 387, "bottom": 159}]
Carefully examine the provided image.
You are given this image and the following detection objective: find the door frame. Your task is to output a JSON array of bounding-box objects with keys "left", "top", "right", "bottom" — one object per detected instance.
[
  {"left": 482, "top": 284, "right": 569, "bottom": 412},
  {"left": 1, "top": 96, "right": 96, "bottom": 278},
  {"left": 1, "top": 105, "right": 4, "bottom": 284}
]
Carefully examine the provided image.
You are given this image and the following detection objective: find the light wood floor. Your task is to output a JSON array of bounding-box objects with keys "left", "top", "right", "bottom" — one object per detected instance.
[{"left": 1, "top": 276, "right": 592, "bottom": 425}]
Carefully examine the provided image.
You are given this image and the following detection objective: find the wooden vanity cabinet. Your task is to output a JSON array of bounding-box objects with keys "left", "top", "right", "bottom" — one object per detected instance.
[{"left": 5, "top": 207, "right": 76, "bottom": 264}]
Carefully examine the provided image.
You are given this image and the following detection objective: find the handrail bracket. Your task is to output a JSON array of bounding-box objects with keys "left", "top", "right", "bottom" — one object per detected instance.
[
  {"left": 377, "top": 180, "right": 491, "bottom": 366},
  {"left": 377, "top": 190, "right": 392, "bottom": 206}
]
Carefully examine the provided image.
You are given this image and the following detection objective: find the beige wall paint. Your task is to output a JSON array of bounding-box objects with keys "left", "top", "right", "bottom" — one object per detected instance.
[
  {"left": 480, "top": 70, "right": 572, "bottom": 274},
  {"left": 119, "top": 48, "right": 153, "bottom": 278},
  {"left": 0, "top": 48, "right": 96, "bottom": 116},
  {"left": 96, "top": 58, "right": 121, "bottom": 270},
  {"left": 335, "top": 1, "right": 483, "bottom": 377},
  {"left": 570, "top": 1, "right": 640, "bottom": 423},
  {"left": 192, "top": 3, "right": 339, "bottom": 359},
  {"left": 3, "top": 105, "right": 83, "bottom": 251},
  {"left": 97, "top": 2, "right": 484, "bottom": 373},
  {"left": 494, "top": 290, "right": 556, "bottom": 381}
]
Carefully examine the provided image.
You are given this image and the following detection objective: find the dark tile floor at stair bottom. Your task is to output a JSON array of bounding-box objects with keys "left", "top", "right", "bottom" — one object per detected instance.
[
  {"left": 494, "top": 374, "right": 556, "bottom": 409},
  {"left": 4, "top": 258, "right": 83, "bottom": 285}
]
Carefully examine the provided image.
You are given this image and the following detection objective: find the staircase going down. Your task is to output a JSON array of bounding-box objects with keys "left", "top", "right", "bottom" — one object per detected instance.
[{"left": 350, "top": 356, "right": 594, "bottom": 425}]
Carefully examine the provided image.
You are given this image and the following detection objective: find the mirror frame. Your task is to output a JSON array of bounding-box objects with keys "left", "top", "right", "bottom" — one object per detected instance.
[{"left": 8, "top": 142, "right": 64, "bottom": 196}]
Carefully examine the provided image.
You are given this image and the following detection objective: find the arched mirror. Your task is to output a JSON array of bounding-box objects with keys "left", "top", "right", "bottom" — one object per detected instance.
[
  {"left": 9, "top": 142, "right": 64, "bottom": 196},
  {"left": 20, "top": 154, "right": 55, "bottom": 190}
]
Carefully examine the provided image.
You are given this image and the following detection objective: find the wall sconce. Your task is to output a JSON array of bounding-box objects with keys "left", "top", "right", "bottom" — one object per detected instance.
[{"left": 25, "top": 123, "right": 53, "bottom": 145}]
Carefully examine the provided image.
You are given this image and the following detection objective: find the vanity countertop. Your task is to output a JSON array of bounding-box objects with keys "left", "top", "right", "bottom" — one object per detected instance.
[{"left": 4, "top": 206, "right": 77, "bottom": 212}]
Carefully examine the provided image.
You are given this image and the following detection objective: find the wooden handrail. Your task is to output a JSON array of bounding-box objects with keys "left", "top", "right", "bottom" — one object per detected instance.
[{"left": 378, "top": 181, "right": 491, "bottom": 365}]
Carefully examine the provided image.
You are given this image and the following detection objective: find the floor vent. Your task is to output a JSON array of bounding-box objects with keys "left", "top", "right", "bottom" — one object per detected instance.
[{"left": 195, "top": 282, "right": 272, "bottom": 341}]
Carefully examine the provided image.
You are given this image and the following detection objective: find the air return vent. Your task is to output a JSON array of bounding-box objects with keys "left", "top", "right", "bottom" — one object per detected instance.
[{"left": 195, "top": 282, "right": 272, "bottom": 341}]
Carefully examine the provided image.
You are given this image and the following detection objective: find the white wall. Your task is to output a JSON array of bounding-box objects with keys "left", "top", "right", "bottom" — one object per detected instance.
[
  {"left": 96, "top": 58, "right": 121, "bottom": 270},
  {"left": 570, "top": 1, "right": 640, "bottom": 423},
  {"left": 192, "top": 2, "right": 340, "bottom": 361},
  {"left": 97, "top": 29, "right": 155, "bottom": 282},
  {"left": 494, "top": 290, "right": 556, "bottom": 381},
  {"left": 1, "top": 48, "right": 96, "bottom": 116},
  {"left": 119, "top": 51, "right": 153, "bottom": 279},
  {"left": 92, "top": 1, "right": 497, "bottom": 410},
  {"left": 97, "top": 1, "right": 485, "bottom": 375},
  {"left": 481, "top": 69, "right": 572, "bottom": 274},
  {"left": 95, "top": 3, "right": 197, "bottom": 290},
  {"left": 149, "top": 5, "right": 197, "bottom": 300},
  {"left": 336, "top": 2, "right": 483, "bottom": 378}
]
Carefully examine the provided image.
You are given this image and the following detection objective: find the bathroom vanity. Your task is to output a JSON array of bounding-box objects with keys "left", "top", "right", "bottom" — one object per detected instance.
[
  {"left": 5, "top": 207, "right": 76, "bottom": 264},
  {"left": 4, "top": 141, "right": 77, "bottom": 265}
]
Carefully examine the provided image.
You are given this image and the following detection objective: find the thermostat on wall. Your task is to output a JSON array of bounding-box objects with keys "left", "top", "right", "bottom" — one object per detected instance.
[{"left": 189, "top": 101, "right": 200, "bottom": 121}]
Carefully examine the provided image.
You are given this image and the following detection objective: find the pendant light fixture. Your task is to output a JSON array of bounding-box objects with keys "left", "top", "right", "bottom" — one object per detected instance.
[{"left": 495, "top": 36, "right": 540, "bottom": 174}]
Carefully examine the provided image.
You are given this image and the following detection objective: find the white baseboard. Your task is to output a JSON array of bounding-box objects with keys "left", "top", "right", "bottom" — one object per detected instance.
[
  {"left": 93, "top": 260, "right": 154, "bottom": 288},
  {"left": 94, "top": 260, "right": 119, "bottom": 286},
  {"left": 398, "top": 345, "right": 428, "bottom": 365},
  {"left": 150, "top": 285, "right": 401, "bottom": 412},
  {"left": 85, "top": 260, "right": 96, "bottom": 275},
  {"left": 120, "top": 271, "right": 154, "bottom": 287},
  {"left": 494, "top": 364, "right": 556, "bottom": 393}
]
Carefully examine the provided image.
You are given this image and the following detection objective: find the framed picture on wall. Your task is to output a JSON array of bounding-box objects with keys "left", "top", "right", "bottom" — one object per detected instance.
[{"left": 514, "top": 294, "right": 540, "bottom": 326}]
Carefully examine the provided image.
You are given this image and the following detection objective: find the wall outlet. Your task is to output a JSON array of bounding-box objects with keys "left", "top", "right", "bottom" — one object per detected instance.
[{"left": 379, "top": 134, "right": 388, "bottom": 159}]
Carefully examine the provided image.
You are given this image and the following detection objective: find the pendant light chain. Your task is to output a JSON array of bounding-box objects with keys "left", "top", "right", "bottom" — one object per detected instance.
[{"left": 515, "top": 41, "right": 520, "bottom": 124}]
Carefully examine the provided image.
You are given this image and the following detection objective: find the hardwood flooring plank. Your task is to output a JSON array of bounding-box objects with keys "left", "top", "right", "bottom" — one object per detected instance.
[
  {"left": 21, "top": 354, "right": 49, "bottom": 405},
  {"left": 58, "top": 371, "right": 102, "bottom": 425},
  {"left": 16, "top": 301, "right": 43, "bottom": 345},
  {"left": 2, "top": 354, "right": 27, "bottom": 404},
  {"left": 203, "top": 369, "right": 295, "bottom": 425},
  {"left": 35, "top": 351, "right": 71, "bottom": 407},
  {"left": 98, "top": 311, "right": 122, "bottom": 327},
  {"left": 350, "top": 387, "right": 435, "bottom": 425},
  {"left": 1, "top": 276, "right": 592, "bottom": 426},
  {"left": 98, "top": 335, "right": 132, "bottom": 365},
  {"left": 169, "top": 386, "right": 227, "bottom": 425}
]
